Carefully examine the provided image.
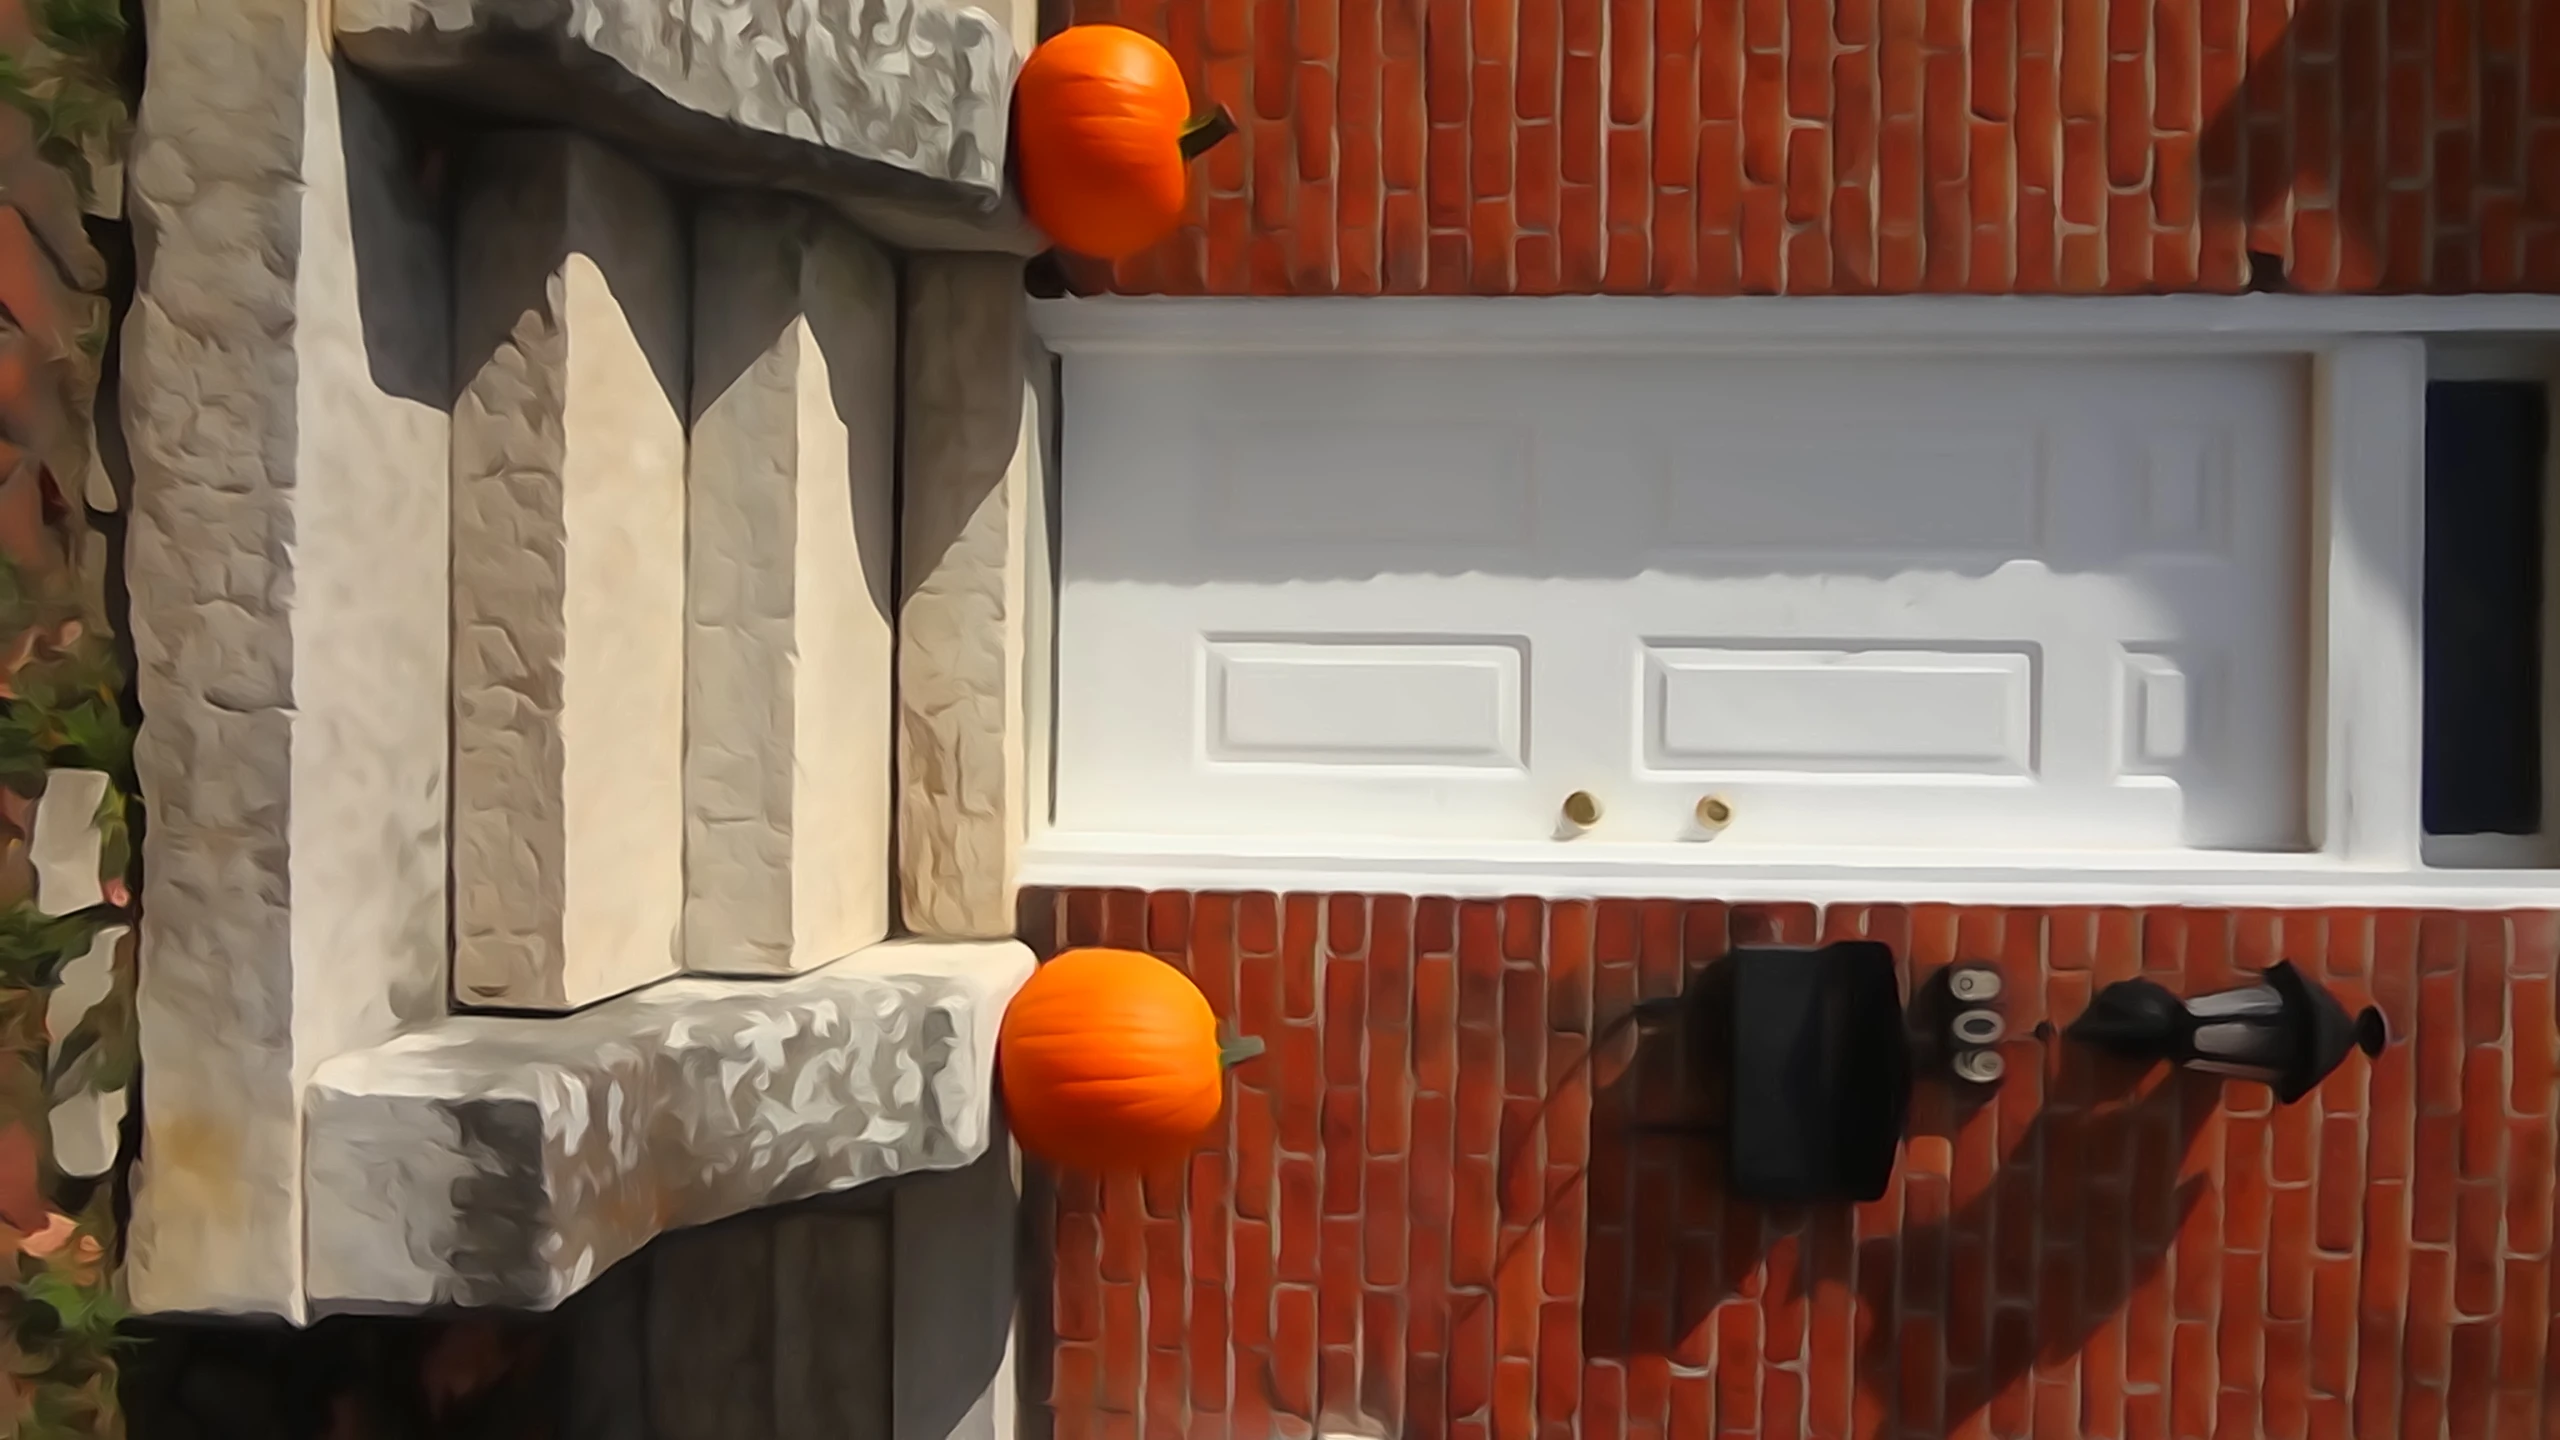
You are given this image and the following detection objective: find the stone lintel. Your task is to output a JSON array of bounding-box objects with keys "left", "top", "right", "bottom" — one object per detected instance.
[
  {"left": 301, "top": 938, "right": 1035, "bottom": 1314},
  {"left": 332, "top": 0, "right": 1044, "bottom": 255}
]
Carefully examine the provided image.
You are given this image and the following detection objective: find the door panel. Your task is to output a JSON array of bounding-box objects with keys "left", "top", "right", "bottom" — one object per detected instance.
[{"left": 1055, "top": 351, "right": 2310, "bottom": 854}]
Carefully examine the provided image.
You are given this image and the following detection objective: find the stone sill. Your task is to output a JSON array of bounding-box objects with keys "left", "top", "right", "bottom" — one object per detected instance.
[
  {"left": 301, "top": 938, "right": 1033, "bottom": 1315},
  {"left": 336, "top": 0, "right": 1049, "bottom": 254}
]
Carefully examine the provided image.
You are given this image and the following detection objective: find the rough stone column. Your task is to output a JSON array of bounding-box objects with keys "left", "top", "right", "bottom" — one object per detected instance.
[
  {"left": 686, "top": 198, "right": 898, "bottom": 975},
  {"left": 450, "top": 132, "right": 689, "bottom": 1011},
  {"left": 122, "top": 0, "right": 452, "bottom": 1317},
  {"left": 898, "top": 256, "right": 1054, "bottom": 938}
]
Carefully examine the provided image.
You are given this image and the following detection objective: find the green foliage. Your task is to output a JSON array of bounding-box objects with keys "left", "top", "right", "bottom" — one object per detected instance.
[
  {"left": 0, "top": 907, "right": 114, "bottom": 993},
  {"left": 0, "top": 0, "right": 126, "bottom": 212},
  {"left": 0, "top": 0, "right": 134, "bottom": 1433},
  {"left": 31, "top": 0, "right": 124, "bottom": 56}
]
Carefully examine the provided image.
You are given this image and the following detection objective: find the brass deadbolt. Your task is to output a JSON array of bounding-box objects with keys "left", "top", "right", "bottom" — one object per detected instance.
[
  {"left": 1695, "top": 794, "right": 1735, "bottom": 828},
  {"left": 1561, "top": 790, "right": 1604, "bottom": 827}
]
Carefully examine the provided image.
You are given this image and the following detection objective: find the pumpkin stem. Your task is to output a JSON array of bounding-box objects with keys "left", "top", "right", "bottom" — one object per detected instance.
[
  {"left": 1179, "top": 104, "right": 1239, "bottom": 161},
  {"left": 1218, "top": 1033, "right": 1266, "bottom": 1068}
]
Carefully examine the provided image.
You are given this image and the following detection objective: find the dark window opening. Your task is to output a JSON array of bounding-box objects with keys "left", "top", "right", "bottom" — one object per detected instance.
[{"left": 2423, "top": 379, "right": 2550, "bottom": 838}]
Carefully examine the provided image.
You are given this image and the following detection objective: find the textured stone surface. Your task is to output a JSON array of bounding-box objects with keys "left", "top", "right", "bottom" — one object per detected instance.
[
  {"left": 686, "top": 197, "right": 896, "bottom": 976},
  {"left": 45, "top": 925, "right": 128, "bottom": 1182},
  {"left": 333, "top": 0, "right": 1040, "bottom": 254},
  {"left": 27, "top": 766, "right": 109, "bottom": 915},
  {"left": 122, "top": 0, "right": 452, "bottom": 1318},
  {"left": 898, "top": 256, "right": 1052, "bottom": 939},
  {"left": 301, "top": 938, "right": 1033, "bottom": 1312},
  {"left": 451, "top": 132, "right": 687, "bottom": 1012}
]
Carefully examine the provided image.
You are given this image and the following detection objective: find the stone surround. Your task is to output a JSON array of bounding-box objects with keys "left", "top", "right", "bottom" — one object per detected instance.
[
  {"left": 303, "top": 938, "right": 1031, "bottom": 1312},
  {"left": 334, "top": 0, "right": 1040, "bottom": 253},
  {"left": 449, "top": 129, "right": 691, "bottom": 1012},
  {"left": 124, "top": 0, "right": 1053, "bottom": 1323},
  {"left": 686, "top": 194, "right": 901, "bottom": 977},
  {"left": 898, "top": 255, "right": 1054, "bottom": 940},
  {"left": 124, "top": 2, "right": 456, "bottom": 1320}
]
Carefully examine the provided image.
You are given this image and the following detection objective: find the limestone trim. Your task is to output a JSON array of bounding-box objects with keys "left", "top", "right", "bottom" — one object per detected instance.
[
  {"left": 449, "top": 130, "right": 692, "bottom": 1013},
  {"left": 898, "top": 256, "right": 1056, "bottom": 939},
  {"left": 125, "top": 0, "right": 1055, "bottom": 1323},
  {"left": 685, "top": 195, "right": 899, "bottom": 976},
  {"left": 303, "top": 938, "right": 1034, "bottom": 1313},
  {"left": 123, "top": 0, "right": 454, "bottom": 1321},
  {"left": 332, "top": 0, "right": 1045, "bottom": 254}
]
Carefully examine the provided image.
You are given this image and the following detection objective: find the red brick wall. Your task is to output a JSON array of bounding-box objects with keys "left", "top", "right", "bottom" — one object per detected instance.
[
  {"left": 1055, "top": 0, "right": 2560, "bottom": 295},
  {"left": 1021, "top": 889, "right": 2560, "bottom": 1440}
]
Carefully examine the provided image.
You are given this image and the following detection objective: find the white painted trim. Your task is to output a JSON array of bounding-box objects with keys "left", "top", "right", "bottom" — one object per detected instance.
[
  {"left": 1028, "top": 301, "right": 2560, "bottom": 906},
  {"left": 1031, "top": 294, "right": 2560, "bottom": 352},
  {"left": 1018, "top": 836, "right": 2560, "bottom": 909},
  {"left": 2418, "top": 339, "right": 2560, "bottom": 861},
  {"left": 2423, "top": 833, "right": 2560, "bottom": 870},
  {"left": 2310, "top": 340, "right": 2428, "bottom": 868}
]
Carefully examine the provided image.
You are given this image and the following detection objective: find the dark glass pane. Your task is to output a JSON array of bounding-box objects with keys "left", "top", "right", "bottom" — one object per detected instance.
[{"left": 2423, "top": 380, "right": 2549, "bottom": 837}]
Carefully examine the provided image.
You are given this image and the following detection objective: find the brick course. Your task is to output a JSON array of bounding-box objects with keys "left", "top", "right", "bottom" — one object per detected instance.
[
  {"left": 1023, "top": 889, "right": 2560, "bottom": 1440},
  {"left": 1057, "top": 0, "right": 2560, "bottom": 295}
]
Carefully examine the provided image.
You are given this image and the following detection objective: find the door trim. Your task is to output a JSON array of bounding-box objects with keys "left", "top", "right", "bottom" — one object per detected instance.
[
  {"left": 1021, "top": 299, "right": 2556, "bottom": 904},
  {"left": 1032, "top": 293, "right": 2560, "bottom": 354}
]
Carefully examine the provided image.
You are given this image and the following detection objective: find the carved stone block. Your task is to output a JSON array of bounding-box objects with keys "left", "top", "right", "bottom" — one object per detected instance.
[
  {"left": 332, "top": 0, "right": 1036, "bottom": 253},
  {"left": 898, "top": 256, "right": 1053, "bottom": 939},
  {"left": 686, "top": 197, "right": 896, "bottom": 975},
  {"left": 301, "top": 938, "right": 1033, "bottom": 1312},
  {"left": 450, "top": 131, "right": 688, "bottom": 1012},
  {"left": 123, "top": 6, "right": 452, "bottom": 1317}
]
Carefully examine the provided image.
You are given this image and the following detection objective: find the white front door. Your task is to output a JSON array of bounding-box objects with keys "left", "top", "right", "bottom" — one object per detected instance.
[{"left": 1054, "top": 349, "right": 2310, "bottom": 857}]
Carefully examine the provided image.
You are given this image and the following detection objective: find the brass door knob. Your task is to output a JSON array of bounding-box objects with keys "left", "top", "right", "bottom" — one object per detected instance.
[
  {"left": 1695, "top": 794, "right": 1734, "bottom": 829},
  {"left": 1561, "top": 790, "right": 1603, "bottom": 827}
]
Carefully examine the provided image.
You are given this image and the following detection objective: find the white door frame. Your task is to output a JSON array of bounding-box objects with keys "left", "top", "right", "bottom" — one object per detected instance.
[{"left": 1026, "top": 295, "right": 2560, "bottom": 907}]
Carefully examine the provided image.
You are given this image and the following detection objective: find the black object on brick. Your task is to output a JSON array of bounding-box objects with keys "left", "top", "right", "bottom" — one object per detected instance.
[{"left": 1723, "top": 941, "right": 1911, "bottom": 1204}]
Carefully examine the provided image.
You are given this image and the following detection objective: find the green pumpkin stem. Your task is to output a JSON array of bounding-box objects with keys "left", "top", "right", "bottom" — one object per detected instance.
[
  {"left": 1179, "top": 104, "right": 1239, "bottom": 161},
  {"left": 1218, "top": 1032, "right": 1266, "bottom": 1069}
]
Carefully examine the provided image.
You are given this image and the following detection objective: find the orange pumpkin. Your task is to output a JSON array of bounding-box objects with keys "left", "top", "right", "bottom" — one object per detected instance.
[
  {"left": 998, "top": 947, "right": 1261, "bottom": 1172},
  {"left": 1012, "top": 25, "right": 1236, "bottom": 260}
]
